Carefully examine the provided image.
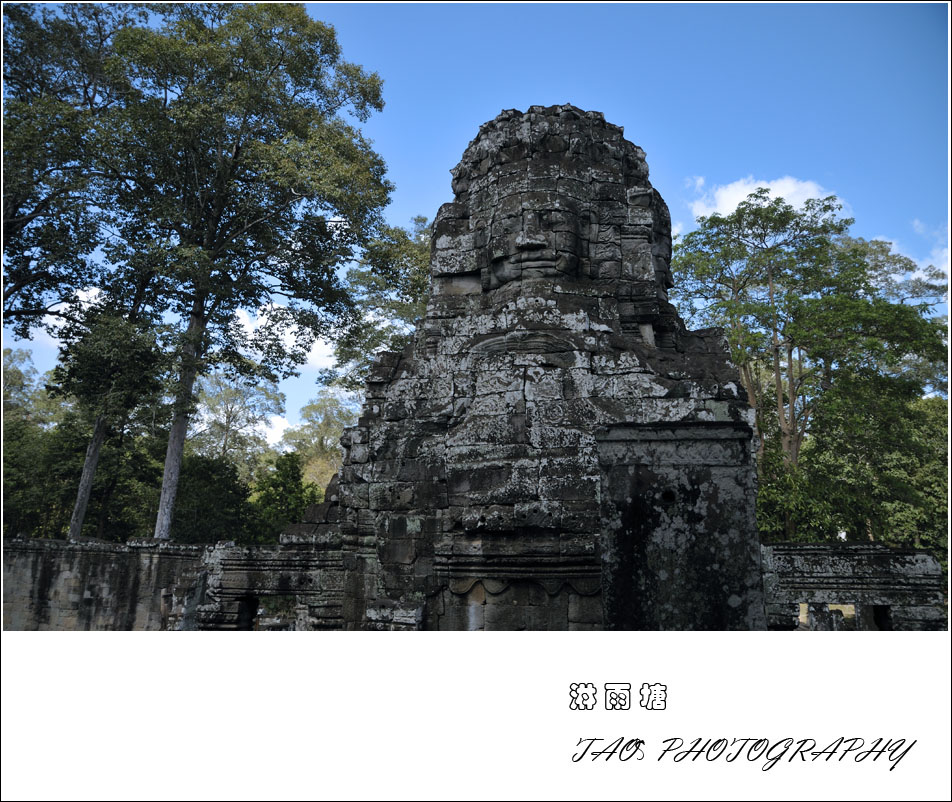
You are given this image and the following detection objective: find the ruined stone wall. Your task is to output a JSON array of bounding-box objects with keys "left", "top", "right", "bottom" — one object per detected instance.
[
  {"left": 7, "top": 537, "right": 944, "bottom": 631},
  {"left": 3, "top": 538, "right": 204, "bottom": 630},
  {"left": 335, "top": 105, "right": 766, "bottom": 630},
  {"left": 2, "top": 533, "right": 346, "bottom": 631},
  {"left": 762, "top": 544, "right": 947, "bottom": 630},
  {"left": 193, "top": 535, "right": 344, "bottom": 630}
]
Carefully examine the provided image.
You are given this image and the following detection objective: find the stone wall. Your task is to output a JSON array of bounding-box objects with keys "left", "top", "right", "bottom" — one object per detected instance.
[
  {"left": 598, "top": 424, "right": 764, "bottom": 629},
  {"left": 333, "top": 105, "right": 766, "bottom": 630},
  {"left": 2, "top": 534, "right": 346, "bottom": 631},
  {"left": 762, "top": 544, "right": 947, "bottom": 630},
  {"left": 2, "top": 538, "right": 204, "bottom": 630},
  {"left": 5, "top": 539, "right": 946, "bottom": 631},
  {"left": 193, "top": 536, "right": 344, "bottom": 630}
]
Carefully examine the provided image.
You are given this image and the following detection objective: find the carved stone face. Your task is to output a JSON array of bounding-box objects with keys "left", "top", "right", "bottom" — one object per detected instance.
[
  {"left": 486, "top": 196, "right": 588, "bottom": 288},
  {"left": 432, "top": 106, "right": 676, "bottom": 339}
]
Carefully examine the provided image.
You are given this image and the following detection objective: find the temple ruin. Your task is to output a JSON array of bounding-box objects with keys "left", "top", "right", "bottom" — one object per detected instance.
[{"left": 3, "top": 106, "right": 946, "bottom": 631}]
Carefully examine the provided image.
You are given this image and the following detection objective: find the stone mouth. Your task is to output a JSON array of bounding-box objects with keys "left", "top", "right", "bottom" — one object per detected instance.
[
  {"left": 494, "top": 250, "right": 559, "bottom": 266},
  {"left": 515, "top": 260, "right": 560, "bottom": 272},
  {"left": 469, "top": 331, "right": 577, "bottom": 354}
]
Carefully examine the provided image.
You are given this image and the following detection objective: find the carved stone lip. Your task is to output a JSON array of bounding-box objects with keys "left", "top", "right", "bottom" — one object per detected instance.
[
  {"left": 514, "top": 259, "right": 559, "bottom": 270},
  {"left": 493, "top": 252, "right": 560, "bottom": 267},
  {"left": 493, "top": 247, "right": 559, "bottom": 261},
  {"left": 469, "top": 331, "right": 577, "bottom": 354}
]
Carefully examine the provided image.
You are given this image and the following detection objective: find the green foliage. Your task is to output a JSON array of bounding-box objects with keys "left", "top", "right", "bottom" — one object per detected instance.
[
  {"left": 249, "top": 452, "right": 321, "bottom": 542},
  {"left": 81, "top": 418, "right": 167, "bottom": 542},
  {"left": 3, "top": 348, "right": 58, "bottom": 425},
  {"left": 322, "top": 216, "right": 431, "bottom": 390},
  {"left": 3, "top": 348, "right": 170, "bottom": 541},
  {"left": 671, "top": 188, "right": 947, "bottom": 550},
  {"left": 798, "top": 380, "right": 948, "bottom": 556},
  {"left": 672, "top": 189, "right": 855, "bottom": 463},
  {"left": 170, "top": 453, "right": 254, "bottom": 544},
  {"left": 4, "top": 350, "right": 71, "bottom": 537},
  {"left": 279, "top": 388, "right": 359, "bottom": 489},
  {"left": 2, "top": 348, "right": 353, "bottom": 545},
  {"left": 2, "top": 4, "right": 144, "bottom": 336},
  {"left": 96, "top": 3, "right": 394, "bottom": 381},
  {"left": 50, "top": 307, "right": 166, "bottom": 418},
  {"left": 189, "top": 367, "right": 285, "bottom": 480},
  {"left": 4, "top": 4, "right": 397, "bottom": 542},
  {"left": 3, "top": 417, "right": 81, "bottom": 539},
  {"left": 106, "top": 4, "right": 394, "bottom": 539},
  {"left": 3, "top": 347, "right": 351, "bottom": 545}
]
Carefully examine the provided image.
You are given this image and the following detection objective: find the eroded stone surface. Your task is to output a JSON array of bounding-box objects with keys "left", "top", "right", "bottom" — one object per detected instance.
[
  {"left": 333, "top": 105, "right": 766, "bottom": 629},
  {"left": 762, "top": 544, "right": 947, "bottom": 631},
  {"left": 5, "top": 538, "right": 946, "bottom": 630},
  {"left": 2, "top": 538, "right": 204, "bottom": 630}
]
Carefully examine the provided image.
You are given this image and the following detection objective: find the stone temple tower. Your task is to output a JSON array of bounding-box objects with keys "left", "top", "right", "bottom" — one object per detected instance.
[{"left": 334, "top": 105, "right": 766, "bottom": 629}]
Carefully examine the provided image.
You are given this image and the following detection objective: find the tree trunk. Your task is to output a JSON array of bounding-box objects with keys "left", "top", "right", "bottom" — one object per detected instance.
[
  {"left": 153, "top": 310, "right": 206, "bottom": 540},
  {"left": 67, "top": 413, "right": 109, "bottom": 540},
  {"left": 65, "top": 274, "right": 156, "bottom": 542},
  {"left": 786, "top": 342, "right": 798, "bottom": 466},
  {"left": 784, "top": 509, "right": 794, "bottom": 541},
  {"left": 95, "top": 413, "right": 130, "bottom": 540},
  {"left": 767, "top": 266, "right": 792, "bottom": 465},
  {"left": 738, "top": 361, "right": 766, "bottom": 466}
]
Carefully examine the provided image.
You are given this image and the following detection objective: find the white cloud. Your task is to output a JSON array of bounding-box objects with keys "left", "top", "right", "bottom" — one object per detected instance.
[
  {"left": 671, "top": 221, "right": 684, "bottom": 237},
  {"left": 234, "top": 308, "right": 255, "bottom": 335},
  {"left": 907, "top": 220, "right": 950, "bottom": 279},
  {"left": 689, "top": 175, "right": 836, "bottom": 219},
  {"left": 927, "top": 239, "right": 950, "bottom": 279},
  {"left": 306, "top": 337, "right": 336, "bottom": 370},
  {"left": 233, "top": 306, "right": 336, "bottom": 369},
  {"left": 871, "top": 230, "right": 949, "bottom": 284},
  {"left": 76, "top": 287, "right": 102, "bottom": 307},
  {"left": 264, "top": 414, "right": 290, "bottom": 446}
]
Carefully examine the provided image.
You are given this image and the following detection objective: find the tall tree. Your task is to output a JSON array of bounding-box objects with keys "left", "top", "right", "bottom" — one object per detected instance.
[
  {"left": 671, "top": 189, "right": 849, "bottom": 465},
  {"left": 50, "top": 306, "right": 165, "bottom": 540},
  {"left": 671, "top": 188, "right": 946, "bottom": 540},
  {"left": 3, "top": 5, "right": 393, "bottom": 543},
  {"left": 2, "top": 4, "right": 144, "bottom": 335},
  {"left": 3, "top": 5, "right": 173, "bottom": 541},
  {"left": 86, "top": 4, "right": 393, "bottom": 539},
  {"left": 671, "top": 188, "right": 945, "bottom": 468}
]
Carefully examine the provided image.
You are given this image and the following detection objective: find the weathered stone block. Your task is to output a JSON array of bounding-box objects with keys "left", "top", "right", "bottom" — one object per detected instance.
[{"left": 568, "top": 592, "right": 603, "bottom": 625}]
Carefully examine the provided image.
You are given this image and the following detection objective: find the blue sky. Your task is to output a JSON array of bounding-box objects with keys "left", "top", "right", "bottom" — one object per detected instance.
[
  {"left": 6, "top": 3, "right": 949, "bottom": 440},
  {"left": 319, "top": 3, "right": 948, "bottom": 246}
]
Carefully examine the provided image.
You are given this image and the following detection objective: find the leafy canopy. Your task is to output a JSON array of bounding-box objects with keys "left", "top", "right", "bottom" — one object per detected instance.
[
  {"left": 321, "top": 215, "right": 431, "bottom": 390},
  {"left": 97, "top": 3, "right": 394, "bottom": 380}
]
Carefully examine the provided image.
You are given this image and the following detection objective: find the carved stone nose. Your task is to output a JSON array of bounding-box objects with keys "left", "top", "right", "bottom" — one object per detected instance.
[
  {"left": 515, "top": 211, "right": 547, "bottom": 250},
  {"left": 515, "top": 229, "right": 547, "bottom": 250}
]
